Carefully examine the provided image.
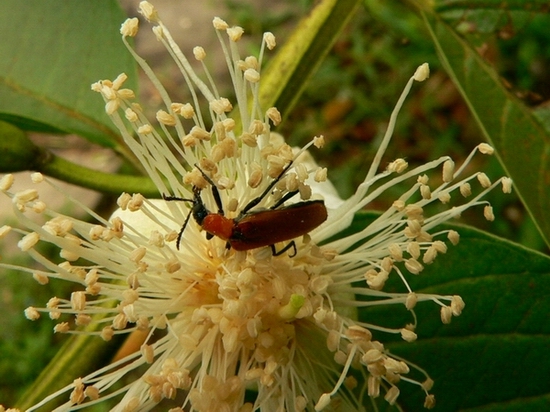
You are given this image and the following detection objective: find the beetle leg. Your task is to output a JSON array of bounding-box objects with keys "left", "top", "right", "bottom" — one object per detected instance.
[
  {"left": 271, "top": 241, "right": 297, "bottom": 257},
  {"left": 175, "top": 209, "right": 194, "bottom": 250},
  {"left": 163, "top": 194, "right": 195, "bottom": 250},
  {"left": 270, "top": 190, "right": 299, "bottom": 210},
  {"left": 241, "top": 160, "right": 296, "bottom": 215}
]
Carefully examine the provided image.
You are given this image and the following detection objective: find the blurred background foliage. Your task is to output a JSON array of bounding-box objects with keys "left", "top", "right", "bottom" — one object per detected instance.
[{"left": 1, "top": 0, "right": 550, "bottom": 409}]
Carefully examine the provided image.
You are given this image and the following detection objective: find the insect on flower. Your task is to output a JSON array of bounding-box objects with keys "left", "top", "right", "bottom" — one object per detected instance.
[{"left": 164, "top": 160, "right": 328, "bottom": 256}]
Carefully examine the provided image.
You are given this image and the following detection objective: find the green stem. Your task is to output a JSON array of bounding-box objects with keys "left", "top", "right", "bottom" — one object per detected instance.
[{"left": 40, "top": 152, "right": 159, "bottom": 197}]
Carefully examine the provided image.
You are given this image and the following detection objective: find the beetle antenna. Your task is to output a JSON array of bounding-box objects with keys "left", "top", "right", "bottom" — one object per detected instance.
[
  {"left": 241, "top": 159, "right": 296, "bottom": 215},
  {"left": 162, "top": 194, "right": 193, "bottom": 202},
  {"left": 193, "top": 164, "right": 224, "bottom": 215}
]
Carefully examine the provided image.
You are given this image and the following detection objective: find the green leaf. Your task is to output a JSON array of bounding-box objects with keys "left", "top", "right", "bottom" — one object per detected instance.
[
  {"left": 16, "top": 329, "right": 125, "bottom": 411},
  {"left": 420, "top": 9, "right": 550, "bottom": 247},
  {"left": 0, "top": 0, "right": 137, "bottom": 153},
  {"left": 354, "top": 214, "right": 550, "bottom": 410}
]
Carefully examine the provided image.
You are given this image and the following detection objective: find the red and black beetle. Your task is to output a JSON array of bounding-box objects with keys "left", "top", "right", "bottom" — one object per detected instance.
[{"left": 164, "top": 161, "right": 328, "bottom": 256}]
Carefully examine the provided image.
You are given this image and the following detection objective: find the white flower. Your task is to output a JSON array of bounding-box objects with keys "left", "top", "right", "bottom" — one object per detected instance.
[{"left": 1, "top": 2, "right": 511, "bottom": 411}]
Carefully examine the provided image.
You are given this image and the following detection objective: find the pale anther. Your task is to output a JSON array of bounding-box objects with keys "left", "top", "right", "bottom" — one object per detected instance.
[
  {"left": 120, "top": 17, "right": 139, "bottom": 37},
  {"left": 484, "top": 205, "right": 495, "bottom": 221},
  {"left": 112, "top": 73, "right": 128, "bottom": 90},
  {"left": 138, "top": 1, "right": 159, "bottom": 22},
  {"left": 25, "top": 306, "right": 40, "bottom": 320},
  {"left": 244, "top": 55, "right": 259, "bottom": 70},
  {"left": 227, "top": 26, "right": 244, "bottom": 41},
  {"left": 190, "top": 126, "right": 211, "bottom": 140},
  {"left": 128, "top": 193, "right": 144, "bottom": 211},
  {"left": 417, "top": 174, "right": 429, "bottom": 184},
  {"left": 117, "top": 89, "right": 136, "bottom": 100},
  {"left": 193, "top": 46, "right": 206, "bottom": 61},
  {"left": 387, "top": 158, "right": 408, "bottom": 173},
  {"left": 502, "top": 177, "right": 512, "bottom": 193},
  {"left": 448, "top": 230, "right": 460, "bottom": 245},
  {"left": 478, "top": 143, "right": 494, "bottom": 154},
  {"left": 212, "top": 17, "right": 229, "bottom": 30},
  {"left": 210, "top": 97, "right": 232, "bottom": 114},
  {"left": 14, "top": 188, "right": 39, "bottom": 204},
  {"left": 54, "top": 322, "right": 70, "bottom": 333},
  {"left": 314, "top": 167, "right": 327, "bottom": 182},
  {"left": 420, "top": 184, "right": 431, "bottom": 199},
  {"left": 31, "top": 172, "right": 44, "bottom": 183},
  {"left": 405, "top": 258, "right": 423, "bottom": 275},
  {"left": 313, "top": 135, "right": 325, "bottom": 148},
  {"left": 138, "top": 124, "right": 154, "bottom": 134},
  {"left": 477, "top": 172, "right": 491, "bottom": 188},
  {"left": 413, "top": 63, "right": 430, "bottom": 82},
  {"left": 0, "top": 225, "right": 12, "bottom": 238},
  {"left": 264, "top": 32, "right": 276, "bottom": 49},
  {"left": 440, "top": 306, "right": 453, "bottom": 324},
  {"left": 443, "top": 159, "right": 455, "bottom": 182},
  {"left": 407, "top": 241, "right": 420, "bottom": 259},
  {"left": 315, "top": 393, "right": 332, "bottom": 410},
  {"left": 451, "top": 295, "right": 465, "bottom": 316},
  {"left": 424, "top": 394, "right": 436, "bottom": 409},
  {"left": 125, "top": 108, "right": 138, "bottom": 122},
  {"left": 438, "top": 192, "right": 451, "bottom": 203},
  {"left": 18, "top": 232, "right": 40, "bottom": 251},
  {"left": 405, "top": 292, "right": 417, "bottom": 309},
  {"left": 0, "top": 174, "right": 14, "bottom": 191},
  {"left": 459, "top": 182, "right": 472, "bottom": 197},
  {"left": 266, "top": 107, "right": 281, "bottom": 125},
  {"left": 156, "top": 110, "right": 177, "bottom": 126},
  {"left": 180, "top": 103, "right": 195, "bottom": 119},
  {"left": 33, "top": 272, "right": 49, "bottom": 285},
  {"left": 388, "top": 243, "right": 403, "bottom": 261},
  {"left": 384, "top": 386, "right": 400, "bottom": 405},
  {"left": 71, "top": 291, "right": 86, "bottom": 311},
  {"left": 117, "top": 192, "right": 132, "bottom": 210}
]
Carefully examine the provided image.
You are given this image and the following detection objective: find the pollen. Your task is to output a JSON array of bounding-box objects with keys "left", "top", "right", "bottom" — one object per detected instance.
[
  {"left": 263, "top": 32, "right": 276, "bottom": 49},
  {"left": 210, "top": 98, "right": 233, "bottom": 114},
  {"left": 484, "top": 205, "right": 495, "bottom": 221},
  {"left": 502, "top": 177, "right": 513, "bottom": 193},
  {"left": 387, "top": 158, "right": 408, "bottom": 173},
  {"left": 477, "top": 172, "right": 491, "bottom": 188},
  {"left": 193, "top": 46, "right": 206, "bottom": 61},
  {"left": 30, "top": 172, "right": 44, "bottom": 183},
  {"left": 478, "top": 143, "right": 494, "bottom": 155},
  {"left": 156, "top": 110, "right": 176, "bottom": 126},
  {"left": 266, "top": 107, "right": 281, "bottom": 125},
  {"left": 227, "top": 26, "right": 244, "bottom": 42},
  {"left": 442, "top": 159, "right": 454, "bottom": 182},
  {"left": 413, "top": 62, "right": 430, "bottom": 81},
  {"left": 18, "top": 232, "right": 40, "bottom": 251},
  {"left": 244, "top": 68, "right": 260, "bottom": 83},
  {"left": 121, "top": 17, "right": 139, "bottom": 37},
  {"left": 212, "top": 17, "right": 229, "bottom": 30},
  {"left": 459, "top": 182, "right": 472, "bottom": 197},
  {"left": 24, "top": 306, "right": 40, "bottom": 320},
  {"left": 138, "top": 1, "right": 159, "bottom": 23},
  {"left": 0, "top": 173, "right": 14, "bottom": 191},
  {"left": 138, "top": 124, "right": 154, "bottom": 135}
]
